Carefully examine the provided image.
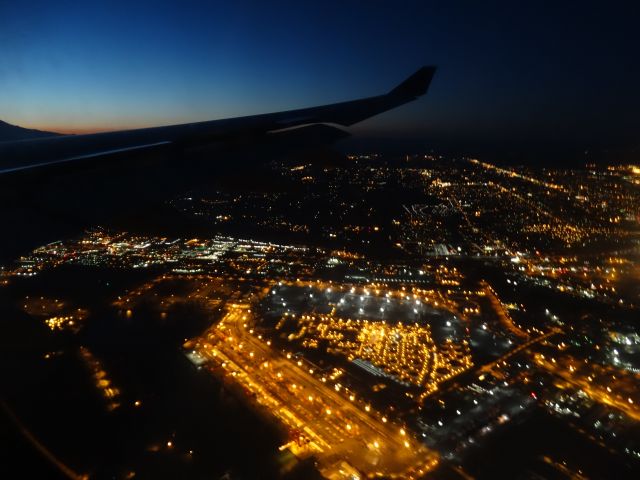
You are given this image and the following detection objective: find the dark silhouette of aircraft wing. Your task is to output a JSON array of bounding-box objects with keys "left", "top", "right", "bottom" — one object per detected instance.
[{"left": 0, "top": 67, "right": 435, "bottom": 179}]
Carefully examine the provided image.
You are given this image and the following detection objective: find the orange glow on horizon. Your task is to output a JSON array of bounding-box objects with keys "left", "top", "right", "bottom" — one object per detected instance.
[
  {"left": 25, "top": 124, "right": 145, "bottom": 135},
  {"left": 16, "top": 118, "right": 184, "bottom": 135},
  {"left": 38, "top": 126, "right": 116, "bottom": 135}
]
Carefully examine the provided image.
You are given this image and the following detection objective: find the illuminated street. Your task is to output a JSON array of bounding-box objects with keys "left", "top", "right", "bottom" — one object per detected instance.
[
  {"left": 534, "top": 353, "right": 640, "bottom": 421},
  {"left": 191, "top": 304, "right": 438, "bottom": 478}
]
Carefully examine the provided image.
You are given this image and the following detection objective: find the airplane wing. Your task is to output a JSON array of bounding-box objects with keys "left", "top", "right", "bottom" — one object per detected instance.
[{"left": 0, "top": 66, "right": 435, "bottom": 179}]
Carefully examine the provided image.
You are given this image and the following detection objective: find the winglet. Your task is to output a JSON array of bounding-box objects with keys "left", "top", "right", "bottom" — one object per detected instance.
[{"left": 389, "top": 66, "right": 436, "bottom": 99}]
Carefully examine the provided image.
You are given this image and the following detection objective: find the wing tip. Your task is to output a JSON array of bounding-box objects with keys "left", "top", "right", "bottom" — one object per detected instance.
[{"left": 389, "top": 66, "right": 436, "bottom": 99}]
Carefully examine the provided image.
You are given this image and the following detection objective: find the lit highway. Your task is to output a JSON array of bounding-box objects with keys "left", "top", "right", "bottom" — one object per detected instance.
[
  {"left": 192, "top": 304, "right": 438, "bottom": 478},
  {"left": 534, "top": 353, "right": 640, "bottom": 421}
]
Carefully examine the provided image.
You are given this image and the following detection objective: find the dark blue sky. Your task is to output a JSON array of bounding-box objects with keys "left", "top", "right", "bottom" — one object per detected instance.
[{"left": 1, "top": 1, "right": 638, "bottom": 154}]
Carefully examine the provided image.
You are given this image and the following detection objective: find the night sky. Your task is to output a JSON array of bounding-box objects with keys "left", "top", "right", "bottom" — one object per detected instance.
[{"left": 2, "top": 1, "right": 638, "bottom": 158}]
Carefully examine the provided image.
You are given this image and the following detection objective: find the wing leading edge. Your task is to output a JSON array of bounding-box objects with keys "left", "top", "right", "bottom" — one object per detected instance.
[{"left": 0, "top": 66, "right": 436, "bottom": 177}]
